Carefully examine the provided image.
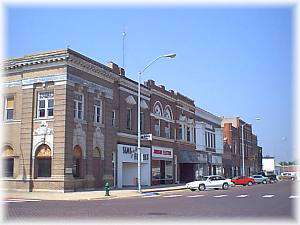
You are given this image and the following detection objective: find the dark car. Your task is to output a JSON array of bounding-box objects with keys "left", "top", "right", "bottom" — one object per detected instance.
[{"left": 257, "top": 171, "right": 277, "bottom": 183}]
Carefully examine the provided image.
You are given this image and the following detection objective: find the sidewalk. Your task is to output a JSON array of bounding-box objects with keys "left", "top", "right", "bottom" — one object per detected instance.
[{"left": 3, "top": 184, "right": 187, "bottom": 201}]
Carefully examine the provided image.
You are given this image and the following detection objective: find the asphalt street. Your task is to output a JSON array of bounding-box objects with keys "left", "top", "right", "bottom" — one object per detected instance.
[{"left": 2, "top": 180, "right": 296, "bottom": 221}]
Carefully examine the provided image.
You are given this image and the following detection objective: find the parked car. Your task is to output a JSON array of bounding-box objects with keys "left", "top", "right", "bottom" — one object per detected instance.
[
  {"left": 257, "top": 171, "right": 277, "bottom": 183},
  {"left": 279, "top": 172, "right": 297, "bottom": 181},
  {"left": 185, "top": 175, "right": 233, "bottom": 191},
  {"left": 231, "top": 176, "right": 255, "bottom": 186},
  {"left": 250, "top": 175, "right": 269, "bottom": 184}
]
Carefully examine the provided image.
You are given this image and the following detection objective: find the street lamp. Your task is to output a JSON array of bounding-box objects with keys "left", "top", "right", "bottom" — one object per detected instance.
[
  {"left": 241, "top": 117, "right": 261, "bottom": 177},
  {"left": 137, "top": 53, "right": 176, "bottom": 193}
]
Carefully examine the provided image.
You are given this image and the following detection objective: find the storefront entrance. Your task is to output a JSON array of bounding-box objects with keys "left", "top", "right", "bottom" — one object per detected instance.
[{"left": 151, "top": 146, "right": 174, "bottom": 185}]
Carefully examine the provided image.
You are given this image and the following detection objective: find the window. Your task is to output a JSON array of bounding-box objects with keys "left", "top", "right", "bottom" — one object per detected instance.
[
  {"left": 165, "top": 123, "right": 170, "bottom": 139},
  {"left": 213, "top": 134, "right": 216, "bottom": 148},
  {"left": 140, "top": 112, "right": 145, "bottom": 132},
  {"left": 178, "top": 124, "right": 183, "bottom": 140},
  {"left": 35, "top": 144, "right": 52, "bottom": 178},
  {"left": 73, "top": 145, "right": 82, "bottom": 178},
  {"left": 94, "top": 99, "right": 102, "bottom": 123},
  {"left": 154, "top": 119, "right": 160, "bottom": 136},
  {"left": 126, "top": 108, "right": 132, "bottom": 130},
  {"left": 38, "top": 92, "right": 54, "bottom": 118},
  {"left": 187, "top": 126, "right": 191, "bottom": 142},
  {"left": 3, "top": 158, "right": 14, "bottom": 177},
  {"left": 112, "top": 110, "right": 116, "bottom": 127},
  {"left": 205, "top": 132, "right": 208, "bottom": 146},
  {"left": 154, "top": 103, "right": 162, "bottom": 116},
  {"left": 4, "top": 96, "right": 14, "bottom": 120},
  {"left": 74, "top": 92, "right": 84, "bottom": 120},
  {"left": 164, "top": 107, "right": 172, "bottom": 120}
]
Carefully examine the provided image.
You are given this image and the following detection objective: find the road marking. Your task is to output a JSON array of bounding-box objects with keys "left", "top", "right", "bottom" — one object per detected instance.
[
  {"left": 213, "top": 195, "right": 228, "bottom": 198},
  {"left": 187, "top": 195, "right": 205, "bottom": 198},
  {"left": 289, "top": 195, "right": 299, "bottom": 199},
  {"left": 142, "top": 195, "right": 159, "bottom": 198},
  {"left": 163, "top": 194, "right": 182, "bottom": 198},
  {"left": 236, "top": 195, "right": 248, "bottom": 198},
  {"left": 262, "top": 195, "right": 274, "bottom": 198}
]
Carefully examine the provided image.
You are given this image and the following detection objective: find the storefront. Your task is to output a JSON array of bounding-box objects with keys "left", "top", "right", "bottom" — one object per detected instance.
[
  {"left": 117, "top": 144, "right": 151, "bottom": 188},
  {"left": 209, "top": 154, "right": 223, "bottom": 175},
  {"left": 178, "top": 150, "right": 205, "bottom": 183},
  {"left": 194, "top": 152, "right": 208, "bottom": 179},
  {"left": 151, "top": 146, "right": 173, "bottom": 185}
]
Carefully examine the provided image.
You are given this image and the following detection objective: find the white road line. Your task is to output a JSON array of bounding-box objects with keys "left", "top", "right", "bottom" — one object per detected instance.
[
  {"left": 163, "top": 194, "right": 182, "bottom": 198},
  {"left": 262, "top": 195, "right": 274, "bottom": 198},
  {"left": 289, "top": 195, "right": 299, "bottom": 199},
  {"left": 141, "top": 195, "right": 159, "bottom": 198},
  {"left": 187, "top": 195, "right": 205, "bottom": 198},
  {"left": 213, "top": 195, "right": 228, "bottom": 198},
  {"left": 236, "top": 195, "right": 248, "bottom": 198}
]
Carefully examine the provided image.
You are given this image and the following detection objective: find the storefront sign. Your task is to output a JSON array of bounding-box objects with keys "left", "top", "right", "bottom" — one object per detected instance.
[
  {"left": 141, "top": 134, "right": 152, "bottom": 141},
  {"left": 152, "top": 146, "right": 173, "bottom": 159},
  {"left": 118, "top": 144, "right": 150, "bottom": 163}
]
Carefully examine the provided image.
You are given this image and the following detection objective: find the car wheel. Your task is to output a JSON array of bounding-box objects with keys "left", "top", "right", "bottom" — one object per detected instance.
[
  {"left": 198, "top": 184, "right": 206, "bottom": 191},
  {"left": 262, "top": 180, "right": 267, "bottom": 184},
  {"left": 190, "top": 189, "right": 196, "bottom": 191},
  {"left": 248, "top": 181, "right": 253, "bottom": 186},
  {"left": 291, "top": 177, "right": 295, "bottom": 181},
  {"left": 222, "top": 183, "right": 229, "bottom": 190}
]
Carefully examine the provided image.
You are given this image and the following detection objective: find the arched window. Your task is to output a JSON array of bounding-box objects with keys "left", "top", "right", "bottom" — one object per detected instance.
[
  {"left": 35, "top": 144, "right": 52, "bottom": 178},
  {"left": 73, "top": 145, "right": 82, "bottom": 178},
  {"left": 93, "top": 147, "right": 101, "bottom": 158},
  {"left": 2, "top": 145, "right": 14, "bottom": 177},
  {"left": 153, "top": 102, "right": 162, "bottom": 116},
  {"left": 164, "top": 106, "right": 173, "bottom": 120}
]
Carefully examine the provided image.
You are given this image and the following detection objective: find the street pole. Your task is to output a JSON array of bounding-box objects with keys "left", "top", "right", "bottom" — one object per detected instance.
[
  {"left": 137, "top": 53, "right": 176, "bottom": 193},
  {"left": 137, "top": 71, "right": 141, "bottom": 193},
  {"left": 241, "top": 123, "right": 245, "bottom": 177}
]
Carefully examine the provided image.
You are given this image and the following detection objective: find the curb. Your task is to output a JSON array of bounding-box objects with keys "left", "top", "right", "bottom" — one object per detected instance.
[{"left": 141, "top": 186, "right": 187, "bottom": 194}]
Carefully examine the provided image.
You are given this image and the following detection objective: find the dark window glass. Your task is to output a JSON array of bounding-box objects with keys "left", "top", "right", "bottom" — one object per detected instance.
[
  {"left": 3, "top": 158, "right": 14, "bottom": 177},
  {"left": 126, "top": 109, "right": 131, "bottom": 130},
  {"left": 73, "top": 158, "right": 81, "bottom": 178},
  {"left": 6, "top": 109, "right": 14, "bottom": 120},
  {"left": 37, "top": 158, "right": 51, "bottom": 177}
]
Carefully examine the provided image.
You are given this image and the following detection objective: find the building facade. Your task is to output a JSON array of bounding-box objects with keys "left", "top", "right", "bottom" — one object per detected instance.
[
  {"left": 1, "top": 49, "right": 264, "bottom": 192},
  {"left": 195, "top": 107, "right": 223, "bottom": 178},
  {"left": 221, "top": 117, "right": 262, "bottom": 177}
]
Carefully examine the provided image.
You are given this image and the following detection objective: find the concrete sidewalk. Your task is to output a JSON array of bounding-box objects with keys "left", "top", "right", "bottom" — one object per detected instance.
[{"left": 3, "top": 184, "right": 187, "bottom": 201}]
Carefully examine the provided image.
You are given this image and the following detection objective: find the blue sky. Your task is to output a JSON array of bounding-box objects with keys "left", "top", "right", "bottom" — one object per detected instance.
[{"left": 5, "top": 5, "right": 293, "bottom": 162}]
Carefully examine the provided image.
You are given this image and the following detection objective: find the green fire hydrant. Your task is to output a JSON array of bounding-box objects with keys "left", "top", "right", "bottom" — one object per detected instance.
[{"left": 104, "top": 182, "right": 110, "bottom": 196}]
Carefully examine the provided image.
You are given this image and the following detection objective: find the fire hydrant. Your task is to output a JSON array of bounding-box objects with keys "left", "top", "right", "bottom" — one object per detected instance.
[{"left": 104, "top": 182, "right": 110, "bottom": 196}]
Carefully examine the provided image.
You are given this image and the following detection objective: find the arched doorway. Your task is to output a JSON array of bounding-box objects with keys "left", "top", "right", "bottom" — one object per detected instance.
[
  {"left": 73, "top": 145, "right": 82, "bottom": 178},
  {"left": 35, "top": 144, "right": 52, "bottom": 178},
  {"left": 2, "top": 145, "right": 14, "bottom": 177},
  {"left": 93, "top": 147, "right": 103, "bottom": 188}
]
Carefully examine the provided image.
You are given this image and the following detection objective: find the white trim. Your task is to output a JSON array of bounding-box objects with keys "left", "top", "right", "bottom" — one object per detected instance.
[
  {"left": 152, "top": 135, "right": 175, "bottom": 143},
  {"left": 117, "top": 132, "right": 138, "bottom": 139},
  {"left": 119, "top": 86, "right": 150, "bottom": 101},
  {"left": 176, "top": 105, "right": 194, "bottom": 114},
  {"left": 150, "top": 113, "right": 175, "bottom": 123}
]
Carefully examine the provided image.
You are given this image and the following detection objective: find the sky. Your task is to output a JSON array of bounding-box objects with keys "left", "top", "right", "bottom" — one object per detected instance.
[{"left": 5, "top": 5, "right": 294, "bottom": 162}]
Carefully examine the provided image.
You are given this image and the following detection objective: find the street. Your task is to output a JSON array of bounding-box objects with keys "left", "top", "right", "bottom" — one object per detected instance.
[{"left": 2, "top": 181, "right": 296, "bottom": 221}]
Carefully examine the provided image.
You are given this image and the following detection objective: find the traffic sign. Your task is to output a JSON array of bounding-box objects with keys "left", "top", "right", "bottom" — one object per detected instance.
[{"left": 141, "top": 134, "right": 152, "bottom": 141}]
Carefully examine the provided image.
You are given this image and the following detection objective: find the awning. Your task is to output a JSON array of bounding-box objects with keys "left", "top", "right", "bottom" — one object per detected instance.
[{"left": 177, "top": 150, "right": 207, "bottom": 163}]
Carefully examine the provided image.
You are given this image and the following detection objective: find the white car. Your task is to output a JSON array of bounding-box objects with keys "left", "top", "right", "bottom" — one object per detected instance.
[{"left": 186, "top": 175, "right": 233, "bottom": 191}]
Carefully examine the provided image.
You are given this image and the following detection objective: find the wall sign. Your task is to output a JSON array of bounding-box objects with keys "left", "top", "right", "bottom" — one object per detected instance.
[
  {"left": 118, "top": 144, "right": 150, "bottom": 163},
  {"left": 152, "top": 146, "right": 173, "bottom": 159}
]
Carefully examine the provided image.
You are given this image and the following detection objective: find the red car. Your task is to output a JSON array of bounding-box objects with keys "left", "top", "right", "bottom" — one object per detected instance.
[{"left": 231, "top": 176, "right": 255, "bottom": 186}]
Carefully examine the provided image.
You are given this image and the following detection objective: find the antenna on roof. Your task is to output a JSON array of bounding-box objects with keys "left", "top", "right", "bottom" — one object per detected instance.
[{"left": 122, "top": 27, "right": 127, "bottom": 69}]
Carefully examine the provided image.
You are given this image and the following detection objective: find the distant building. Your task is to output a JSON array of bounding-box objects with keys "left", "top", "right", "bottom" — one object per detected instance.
[
  {"left": 262, "top": 156, "right": 275, "bottom": 173},
  {"left": 221, "top": 117, "right": 262, "bottom": 177}
]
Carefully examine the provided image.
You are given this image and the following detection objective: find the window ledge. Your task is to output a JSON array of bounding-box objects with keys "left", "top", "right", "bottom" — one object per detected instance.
[
  {"left": 3, "top": 120, "right": 21, "bottom": 124},
  {"left": 34, "top": 118, "right": 54, "bottom": 122}
]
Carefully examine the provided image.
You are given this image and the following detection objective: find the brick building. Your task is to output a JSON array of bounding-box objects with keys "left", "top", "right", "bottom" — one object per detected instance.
[
  {"left": 1, "top": 48, "right": 263, "bottom": 192},
  {"left": 221, "top": 117, "right": 262, "bottom": 177}
]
